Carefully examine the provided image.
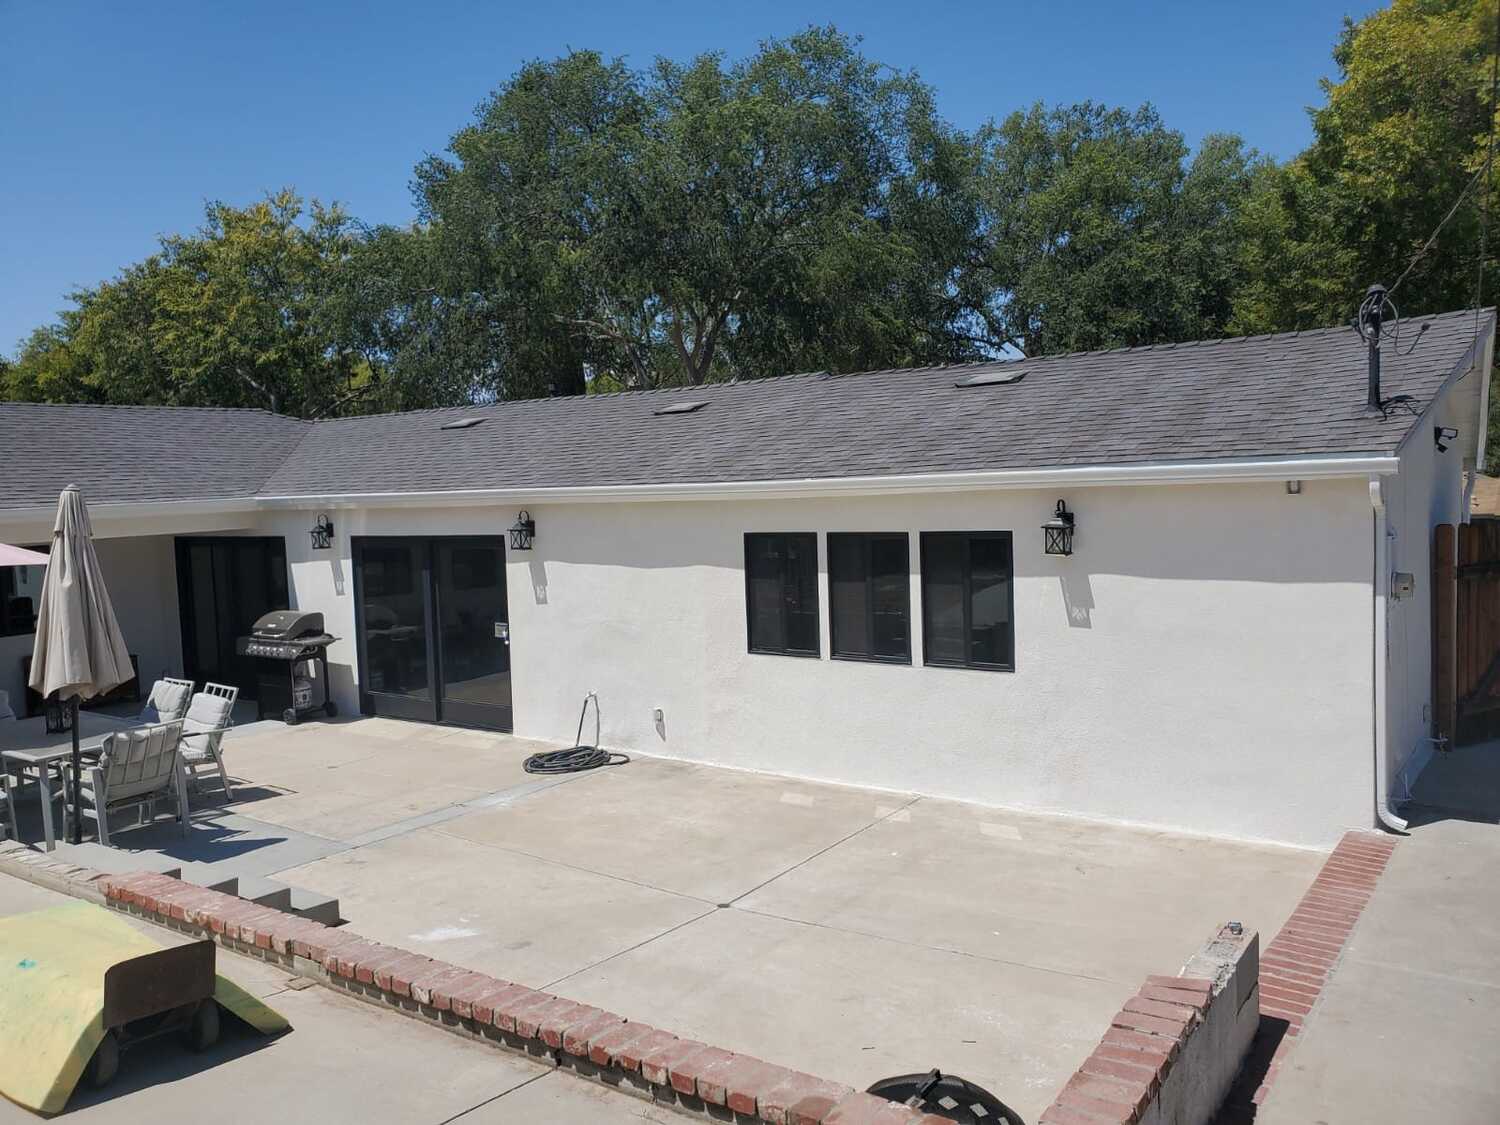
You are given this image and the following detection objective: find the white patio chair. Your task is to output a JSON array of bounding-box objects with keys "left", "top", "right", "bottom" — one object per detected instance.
[
  {"left": 135, "top": 677, "right": 195, "bottom": 725},
  {"left": 76, "top": 720, "right": 188, "bottom": 846},
  {"left": 178, "top": 683, "right": 239, "bottom": 801}
]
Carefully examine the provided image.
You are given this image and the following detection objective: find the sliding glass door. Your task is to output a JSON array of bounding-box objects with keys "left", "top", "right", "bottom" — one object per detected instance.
[
  {"left": 176, "top": 536, "right": 289, "bottom": 699},
  {"left": 353, "top": 537, "right": 511, "bottom": 731}
]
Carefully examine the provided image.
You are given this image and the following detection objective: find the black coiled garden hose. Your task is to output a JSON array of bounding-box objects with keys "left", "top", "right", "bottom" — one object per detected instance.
[{"left": 522, "top": 692, "right": 630, "bottom": 774}]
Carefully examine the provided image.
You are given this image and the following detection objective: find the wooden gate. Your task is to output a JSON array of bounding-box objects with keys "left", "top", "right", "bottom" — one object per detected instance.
[{"left": 1435, "top": 519, "right": 1500, "bottom": 746}]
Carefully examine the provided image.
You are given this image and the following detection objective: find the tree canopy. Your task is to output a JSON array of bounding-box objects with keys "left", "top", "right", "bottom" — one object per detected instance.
[{"left": 5, "top": 5, "right": 1498, "bottom": 468}]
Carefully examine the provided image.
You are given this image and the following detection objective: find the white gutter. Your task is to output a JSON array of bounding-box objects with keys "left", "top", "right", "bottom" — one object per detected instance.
[
  {"left": 0, "top": 454, "right": 1399, "bottom": 524},
  {"left": 254, "top": 454, "right": 1400, "bottom": 511},
  {"left": 1369, "top": 476, "right": 1408, "bottom": 833}
]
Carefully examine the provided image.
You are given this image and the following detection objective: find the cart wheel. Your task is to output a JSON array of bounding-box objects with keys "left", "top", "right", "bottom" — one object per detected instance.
[
  {"left": 324, "top": 700, "right": 338, "bottom": 718},
  {"left": 186, "top": 1000, "right": 220, "bottom": 1052},
  {"left": 89, "top": 1030, "right": 120, "bottom": 1087},
  {"left": 282, "top": 708, "right": 299, "bottom": 725}
]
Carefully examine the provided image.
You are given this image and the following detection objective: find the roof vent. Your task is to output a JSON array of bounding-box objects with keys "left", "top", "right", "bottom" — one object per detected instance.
[
  {"left": 954, "top": 370, "right": 1024, "bottom": 388},
  {"left": 653, "top": 401, "right": 708, "bottom": 416},
  {"left": 440, "top": 417, "right": 486, "bottom": 430}
]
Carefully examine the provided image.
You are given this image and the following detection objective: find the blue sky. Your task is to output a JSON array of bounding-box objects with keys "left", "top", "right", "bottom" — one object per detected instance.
[{"left": 0, "top": 0, "right": 1382, "bottom": 357}]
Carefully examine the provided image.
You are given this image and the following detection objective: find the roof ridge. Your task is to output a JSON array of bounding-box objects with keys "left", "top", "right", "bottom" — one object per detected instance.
[{"left": 0, "top": 400, "right": 301, "bottom": 419}]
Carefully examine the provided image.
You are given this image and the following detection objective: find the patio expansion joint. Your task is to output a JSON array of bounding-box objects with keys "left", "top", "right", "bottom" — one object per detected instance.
[
  {"left": 724, "top": 794, "right": 923, "bottom": 907},
  {"left": 432, "top": 1068, "right": 555, "bottom": 1125},
  {"left": 539, "top": 903, "right": 722, "bottom": 992}
]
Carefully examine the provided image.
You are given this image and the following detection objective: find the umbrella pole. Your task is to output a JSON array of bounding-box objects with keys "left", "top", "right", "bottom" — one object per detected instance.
[{"left": 70, "top": 698, "right": 82, "bottom": 845}]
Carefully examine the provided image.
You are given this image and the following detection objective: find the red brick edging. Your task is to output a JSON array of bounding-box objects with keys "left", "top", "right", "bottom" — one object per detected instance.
[
  {"left": 95, "top": 870, "right": 947, "bottom": 1125},
  {"left": 1213, "top": 830, "right": 1398, "bottom": 1120}
]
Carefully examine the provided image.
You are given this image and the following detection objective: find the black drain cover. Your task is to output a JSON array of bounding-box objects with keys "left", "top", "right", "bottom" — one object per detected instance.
[{"left": 867, "top": 1069, "right": 1023, "bottom": 1124}]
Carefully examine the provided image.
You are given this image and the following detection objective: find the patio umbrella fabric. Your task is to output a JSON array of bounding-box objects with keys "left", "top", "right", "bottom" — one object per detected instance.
[
  {"left": 0, "top": 543, "right": 48, "bottom": 567},
  {"left": 27, "top": 487, "right": 131, "bottom": 703},
  {"left": 27, "top": 487, "right": 133, "bottom": 843}
]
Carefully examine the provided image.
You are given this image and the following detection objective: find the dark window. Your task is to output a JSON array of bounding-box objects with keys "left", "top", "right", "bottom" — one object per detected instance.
[
  {"left": 920, "top": 532, "right": 1014, "bottom": 671},
  {"left": 829, "top": 533, "right": 911, "bottom": 663},
  {"left": 745, "top": 533, "right": 820, "bottom": 656}
]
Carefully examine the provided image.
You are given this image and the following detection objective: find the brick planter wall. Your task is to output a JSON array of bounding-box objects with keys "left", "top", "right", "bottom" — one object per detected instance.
[
  {"left": 1039, "top": 925, "right": 1260, "bottom": 1125},
  {"left": 88, "top": 869, "right": 947, "bottom": 1125}
]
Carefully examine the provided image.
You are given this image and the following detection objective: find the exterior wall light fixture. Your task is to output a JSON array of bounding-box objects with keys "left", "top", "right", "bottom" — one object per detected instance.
[
  {"left": 509, "top": 510, "right": 536, "bottom": 551},
  {"left": 1041, "top": 500, "right": 1075, "bottom": 556},
  {"left": 309, "top": 514, "right": 335, "bottom": 550}
]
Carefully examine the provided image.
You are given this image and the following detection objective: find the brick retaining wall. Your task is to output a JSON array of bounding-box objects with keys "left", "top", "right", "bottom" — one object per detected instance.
[
  {"left": 1038, "top": 925, "right": 1260, "bottom": 1125},
  {"left": 86, "top": 868, "right": 947, "bottom": 1125}
]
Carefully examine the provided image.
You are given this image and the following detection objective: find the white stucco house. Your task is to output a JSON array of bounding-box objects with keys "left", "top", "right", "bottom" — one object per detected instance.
[{"left": 1, "top": 308, "right": 1492, "bottom": 847}]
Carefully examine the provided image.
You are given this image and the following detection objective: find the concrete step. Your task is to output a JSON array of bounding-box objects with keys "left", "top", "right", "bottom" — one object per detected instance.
[
  {"left": 174, "top": 863, "right": 238, "bottom": 895},
  {"left": 289, "top": 887, "right": 341, "bottom": 926},
  {"left": 235, "top": 876, "right": 292, "bottom": 911}
]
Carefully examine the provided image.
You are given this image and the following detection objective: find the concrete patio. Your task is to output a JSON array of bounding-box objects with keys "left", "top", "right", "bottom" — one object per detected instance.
[{"left": 24, "top": 715, "right": 1325, "bottom": 1123}]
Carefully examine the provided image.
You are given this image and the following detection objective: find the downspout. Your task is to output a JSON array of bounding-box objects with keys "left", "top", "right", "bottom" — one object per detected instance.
[
  {"left": 1462, "top": 461, "right": 1478, "bottom": 524},
  {"left": 1369, "top": 477, "right": 1408, "bottom": 832}
]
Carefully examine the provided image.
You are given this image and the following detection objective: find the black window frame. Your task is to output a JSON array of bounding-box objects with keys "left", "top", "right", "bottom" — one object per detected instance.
[
  {"left": 0, "top": 547, "right": 47, "bottom": 638},
  {"left": 743, "top": 532, "right": 821, "bottom": 658},
  {"left": 920, "top": 531, "right": 1016, "bottom": 672},
  {"left": 828, "top": 532, "right": 912, "bottom": 665}
]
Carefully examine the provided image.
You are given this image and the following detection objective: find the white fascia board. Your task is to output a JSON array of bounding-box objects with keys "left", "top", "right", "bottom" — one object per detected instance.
[
  {"left": 1476, "top": 317, "right": 1496, "bottom": 470},
  {"left": 255, "top": 454, "right": 1399, "bottom": 511},
  {"left": 1392, "top": 313, "right": 1496, "bottom": 460},
  {"left": 0, "top": 455, "right": 1398, "bottom": 526},
  {"left": 0, "top": 496, "right": 260, "bottom": 529}
]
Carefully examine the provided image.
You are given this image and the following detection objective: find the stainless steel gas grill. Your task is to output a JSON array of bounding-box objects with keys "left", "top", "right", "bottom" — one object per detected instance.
[{"left": 235, "top": 610, "right": 338, "bottom": 725}]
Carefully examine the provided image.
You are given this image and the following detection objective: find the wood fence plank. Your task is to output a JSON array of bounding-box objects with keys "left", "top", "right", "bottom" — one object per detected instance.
[{"left": 1435, "top": 523, "right": 1457, "bottom": 743}]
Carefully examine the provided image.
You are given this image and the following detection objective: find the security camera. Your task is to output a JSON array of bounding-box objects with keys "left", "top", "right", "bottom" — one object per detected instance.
[{"left": 1434, "top": 426, "right": 1459, "bottom": 453}]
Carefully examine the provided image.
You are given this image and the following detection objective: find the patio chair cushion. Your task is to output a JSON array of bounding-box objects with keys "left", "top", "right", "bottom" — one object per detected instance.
[
  {"left": 180, "top": 692, "right": 234, "bottom": 759},
  {"left": 139, "top": 679, "right": 192, "bottom": 725}
]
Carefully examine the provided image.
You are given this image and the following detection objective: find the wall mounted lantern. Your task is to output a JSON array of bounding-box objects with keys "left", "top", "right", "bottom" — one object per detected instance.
[
  {"left": 309, "top": 514, "right": 335, "bottom": 550},
  {"left": 1041, "top": 500, "right": 1075, "bottom": 556},
  {"left": 509, "top": 510, "right": 536, "bottom": 551}
]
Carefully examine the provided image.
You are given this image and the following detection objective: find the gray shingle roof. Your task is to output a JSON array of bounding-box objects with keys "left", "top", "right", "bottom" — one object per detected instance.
[
  {"left": 0, "top": 403, "right": 308, "bottom": 509},
  {"left": 257, "top": 309, "right": 1491, "bottom": 496},
  {"left": 1, "top": 309, "right": 1489, "bottom": 510}
]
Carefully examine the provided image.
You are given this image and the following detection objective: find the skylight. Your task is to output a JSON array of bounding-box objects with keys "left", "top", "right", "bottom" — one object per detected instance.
[
  {"left": 954, "top": 370, "right": 1024, "bottom": 388},
  {"left": 653, "top": 401, "right": 708, "bottom": 415},
  {"left": 440, "top": 417, "right": 486, "bottom": 430}
]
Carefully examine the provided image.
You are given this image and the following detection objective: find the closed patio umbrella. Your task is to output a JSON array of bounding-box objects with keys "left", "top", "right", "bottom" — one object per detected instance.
[{"left": 27, "top": 486, "right": 133, "bottom": 844}]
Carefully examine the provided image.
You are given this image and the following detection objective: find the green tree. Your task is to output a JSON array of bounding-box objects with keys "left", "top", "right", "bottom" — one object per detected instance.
[
  {"left": 1232, "top": 0, "right": 1499, "bottom": 331},
  {"left": 1, "top": 192, "right": 404, "bottom": 417},
  {"left": 963, "top": 102, "right": 1268, "bottom": 356},
  {"left": 415, "top": 28, "right": 978, "bottom": 391}
]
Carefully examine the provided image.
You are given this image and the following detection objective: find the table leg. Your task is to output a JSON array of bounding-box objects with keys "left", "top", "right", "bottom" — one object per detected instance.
[
  {"left": 3, "top": 765, "right": 16, "bottom": 841},
  {"left": 37, "top": 764, "right": 55, "bottom": 852}
]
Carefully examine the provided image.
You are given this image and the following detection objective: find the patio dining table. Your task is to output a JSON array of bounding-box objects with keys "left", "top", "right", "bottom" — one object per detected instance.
[{"left": 1, "top": 711, "right": 131, "bottom": 852}]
